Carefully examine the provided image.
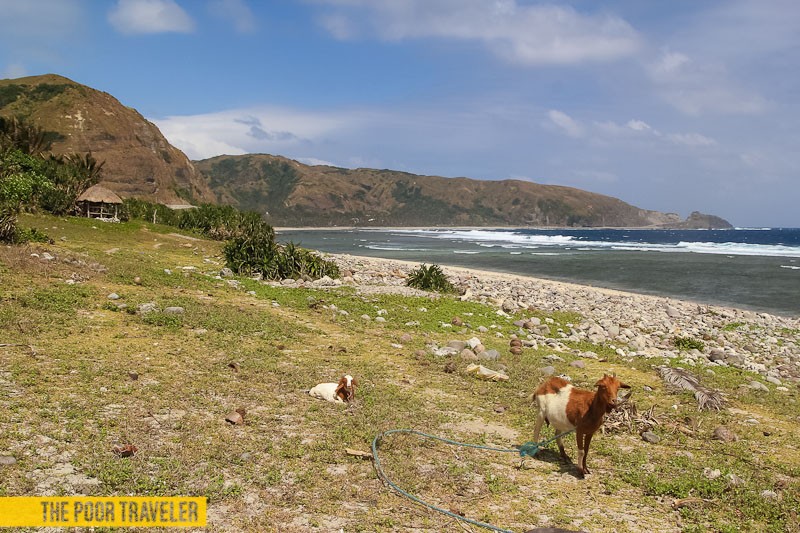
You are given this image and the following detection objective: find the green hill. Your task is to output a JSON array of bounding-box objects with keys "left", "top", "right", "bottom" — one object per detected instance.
[
  {"left": 195, "top": 153, "right": 732, "bottom": 228},
  {"left": 0, "top": 74, "right": 215, "bottom": 205}
]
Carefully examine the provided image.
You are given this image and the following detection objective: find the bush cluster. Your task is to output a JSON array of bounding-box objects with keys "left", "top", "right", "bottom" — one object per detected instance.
[
  {"left": 223, "top": 223, "right": 339, "bottom": 281},
  {"left": 0, "top": 116, "right": 103, "bottom": 243}
]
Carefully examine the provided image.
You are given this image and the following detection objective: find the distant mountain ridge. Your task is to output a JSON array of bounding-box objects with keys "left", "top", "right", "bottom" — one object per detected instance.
[
  {"left": 0, "top": 74, "right": 214, "bottom": 205},
  {"left": 195, "top": 154, "right": 732, "bottom": 228},
  {"left": 0, "top": 74, "right": 732, "bottom": 228}
]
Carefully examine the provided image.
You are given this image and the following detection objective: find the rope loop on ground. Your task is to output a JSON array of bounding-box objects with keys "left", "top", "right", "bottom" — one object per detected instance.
[{"left": 371, "top": 428, "right": 575, "bottom": 533}]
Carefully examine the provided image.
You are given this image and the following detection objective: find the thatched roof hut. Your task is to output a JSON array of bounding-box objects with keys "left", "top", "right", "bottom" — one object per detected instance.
[{"left": 76, "top": 185, "right": 123, "bottom": 219}]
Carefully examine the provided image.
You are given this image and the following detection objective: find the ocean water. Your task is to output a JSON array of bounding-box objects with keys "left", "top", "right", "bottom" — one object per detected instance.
[{"left": 276, "top": 227, "right": 800, "bottom": 317}]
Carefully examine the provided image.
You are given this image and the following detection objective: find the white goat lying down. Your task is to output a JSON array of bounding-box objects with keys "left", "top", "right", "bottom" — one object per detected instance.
[{"left": 309, "top": 375, "right": 357, "bottom": 404}]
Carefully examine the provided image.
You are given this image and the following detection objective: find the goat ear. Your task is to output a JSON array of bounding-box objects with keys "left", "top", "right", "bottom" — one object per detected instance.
[{"left": 351, "top": 378, "right": 358, "bottom": 388}]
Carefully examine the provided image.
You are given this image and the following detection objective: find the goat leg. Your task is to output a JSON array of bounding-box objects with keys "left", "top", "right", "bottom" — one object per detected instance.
[
  {"left": 577, "top": 432, "right": 594, "bottom": 477},
  {"left": 556, "top": 436, "right": 569, "bottom": 461}
]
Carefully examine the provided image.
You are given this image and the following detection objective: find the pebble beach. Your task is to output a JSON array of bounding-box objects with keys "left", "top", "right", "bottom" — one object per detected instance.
[{"left": 294, "top": 252, "right": 800, "bottom": 386}]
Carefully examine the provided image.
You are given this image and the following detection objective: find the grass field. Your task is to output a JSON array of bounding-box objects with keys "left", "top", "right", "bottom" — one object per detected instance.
[{"left": 0, "top": 214, "right": 798, "bottom": 532}]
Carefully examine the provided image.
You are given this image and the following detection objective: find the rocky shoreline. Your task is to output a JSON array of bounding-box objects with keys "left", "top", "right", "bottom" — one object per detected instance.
[{"left": 290, "top": 253, "right": 800, "bottom": 385}]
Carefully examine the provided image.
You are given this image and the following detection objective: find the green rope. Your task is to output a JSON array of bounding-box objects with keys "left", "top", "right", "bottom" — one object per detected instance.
[{"left": 371, "top": 428, "right": 575, "bottom": 533}]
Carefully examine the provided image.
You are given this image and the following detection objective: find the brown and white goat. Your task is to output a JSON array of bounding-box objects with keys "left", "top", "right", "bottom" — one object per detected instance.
[
  {"left": 532, "top": 374, "right": 630, "bottom": 477},
  {"left": 309, "top": 375, "right": 357, "bottom": 404}
]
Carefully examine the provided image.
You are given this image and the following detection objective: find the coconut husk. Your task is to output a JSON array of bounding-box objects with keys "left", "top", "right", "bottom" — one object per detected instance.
[
  {"left": 225, "top": 408, "right": 246, "bottom": 425},
  {"left": 112, "top": 444, "right": 137, "bottom": 457}
]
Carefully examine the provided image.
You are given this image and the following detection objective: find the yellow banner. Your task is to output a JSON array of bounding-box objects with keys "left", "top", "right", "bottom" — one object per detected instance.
[{"left": 0, "top": 496, "right": 206, "bottom": 527}]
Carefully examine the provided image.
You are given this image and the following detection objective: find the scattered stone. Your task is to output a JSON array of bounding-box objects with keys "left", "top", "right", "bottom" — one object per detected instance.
[
  {"left": 727, "top": 473, "right": 745, "bottom": 487},
  {"left": 0, "top": 455, "right": 16, "bottom": 466},
  {"left": 540, "top": 366, "right": 556, "bottom": 376},
  {"left": 708, "top": 348, "right": 726, "bottom": 362},
  {"left": 703, "top": 468, "right": 722, "bottom": 480},
  {"left": 133, "top": 276, "right": 142, "bottom": 285},
  {"left": 641, "top": 431, "right": 661, "bottom": 444},
  {"left": 137, "top": 302, "right": 157, "bottom": 314},
  {"left": 107, "top": 293, "right": 120, "bottom": 300},
  {"left": 448, "top": 340, "right": 468, "bottom": 351},
  {"left": 712, "top": 426, "right": 738, "bottom": 442},
  {"left": 444, "top": 361, "right": 457, "bottom": 373},
  {"left": 460, "top": 349, "right": 478, "bottom": 361},
  {"left": 163, "top": 306, "right": 185, "bottom": 315},
  {"left": 220, "top": 267, "right": 234, "bottom": 278},
  {"left": 451, "top": 316, "right": 464, "bottom": 327},
  {"left": 400, "top": 333, "right": 414, "bottom": 343},
  {"left": 510, "top": 346, "right": 523, "bottom": 355},
  {"left": 748, "top": 381, "right": 770, "bottom": 392},
  {"left": 570, "top": 360, "right": 586, "bottom": 369},
  {"left": 760, "top": 490, "right": 778, "bottom": 500},
  {"left": 479, "top": 349, "right": 500, "bottom": 361},
  {"left": 128, "top": 372, "right": 139, "bottom": 381}
]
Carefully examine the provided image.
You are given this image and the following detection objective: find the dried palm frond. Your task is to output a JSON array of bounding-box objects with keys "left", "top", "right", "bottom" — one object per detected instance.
[
  {"left": 658, "top": 366, "right": 725, "bottom": 411},
  {"left": 604, "top": 394, "right": 660, "bottom": 434}
]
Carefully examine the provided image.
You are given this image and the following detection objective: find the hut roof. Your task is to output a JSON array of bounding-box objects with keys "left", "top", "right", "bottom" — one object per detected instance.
[{"left": 76, "top": 185, "right": 123, "bottom": 204}]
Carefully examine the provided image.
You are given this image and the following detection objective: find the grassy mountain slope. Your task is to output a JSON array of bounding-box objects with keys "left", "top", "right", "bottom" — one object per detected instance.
[
  {"left": 196, "top": 154, "right": 731, "bottom": 228},
  {"left": 0, "top": 74, "right": 215, "bottom": 205}
]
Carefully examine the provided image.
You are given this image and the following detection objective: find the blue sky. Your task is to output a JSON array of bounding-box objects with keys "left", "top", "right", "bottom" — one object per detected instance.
[{"left": 1, "top": 0, "right": 799, "bottom": 227}]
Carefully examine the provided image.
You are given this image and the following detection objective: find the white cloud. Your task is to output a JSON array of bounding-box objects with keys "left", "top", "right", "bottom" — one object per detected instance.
[
  {"left": 626, "top": 120, "right": 652, "bottom": 132},
  {"left": 648, "top": 49, "right": 766, "bottom": 116},
  {"left": 297, "top": 157, "right": 341, "bottom": 167},
  {"left": 666, "top": 132, "right": 717, "bottom": 147},
  {"left": 208, "top": 0, "right": 255, "bottom": 34},
  {"left": 152, "top": 106, "right": 349, "bottom": 160},
  {"left": 108, "top": 0, "right": 194, "bottom": 35},
  {"left": 315, "top": 0, "right": 641, "bottom": 65},
  {"left": 546, "top": 110, "right": 585, "bottom": 138}
]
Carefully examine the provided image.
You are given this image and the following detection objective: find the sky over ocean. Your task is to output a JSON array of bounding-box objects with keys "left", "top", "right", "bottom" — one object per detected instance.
[{"left": 2, "top": 1, "right": 800, "bottom": 227}]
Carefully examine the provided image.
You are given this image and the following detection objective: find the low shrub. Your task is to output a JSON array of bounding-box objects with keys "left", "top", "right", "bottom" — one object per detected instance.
[
  {"left": 673, "top": 336, "right": 705, "bottom": 352},
  {"left": 222, "top": 224, "right": 338, "bottom": 281},
  {"left": 406, "top": 263, "right": 456, "bottom": 293}
]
